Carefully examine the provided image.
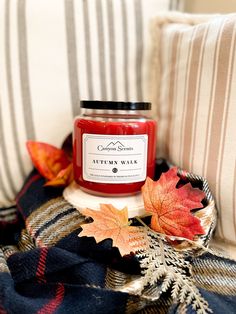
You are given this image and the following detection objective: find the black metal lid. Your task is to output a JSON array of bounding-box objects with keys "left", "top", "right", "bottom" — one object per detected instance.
[{"left": 80, "top": 100, "right": 151, "bottom": 110}]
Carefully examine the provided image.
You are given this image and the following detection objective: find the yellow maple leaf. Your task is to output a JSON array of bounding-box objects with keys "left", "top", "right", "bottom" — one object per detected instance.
[{"left": 79, "top": 204, "right": 146, "bottom": 256}]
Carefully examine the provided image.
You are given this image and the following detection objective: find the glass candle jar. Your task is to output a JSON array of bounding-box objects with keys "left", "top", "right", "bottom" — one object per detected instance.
[{"left": 73, "top": 101, "right": 157, "bottom": 196}]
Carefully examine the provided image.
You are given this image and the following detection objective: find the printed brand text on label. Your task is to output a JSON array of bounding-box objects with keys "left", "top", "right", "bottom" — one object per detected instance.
[{"left": 82, "top": 134, "right": 148, "bottom": 184}]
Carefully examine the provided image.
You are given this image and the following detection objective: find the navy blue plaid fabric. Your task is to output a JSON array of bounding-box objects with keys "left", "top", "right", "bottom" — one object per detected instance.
[{"left": 0, "top": 169, "right": 236, "bottom": 313}]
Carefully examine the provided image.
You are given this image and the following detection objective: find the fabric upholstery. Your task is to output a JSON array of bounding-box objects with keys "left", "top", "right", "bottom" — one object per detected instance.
[
  {"left": 0, "top": 0, "right": 181, "bottom": 207},
  {"left": 152, "top": 12, "right": 236, "bottom": 243}
]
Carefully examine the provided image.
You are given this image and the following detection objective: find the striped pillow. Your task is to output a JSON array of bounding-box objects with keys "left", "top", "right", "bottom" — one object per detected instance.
[
  {"left": 153, "top": 13, "right": 236, "bottom": 243},
  {"left": 0, "top": 0, "right": 180, "bottom": 207}
]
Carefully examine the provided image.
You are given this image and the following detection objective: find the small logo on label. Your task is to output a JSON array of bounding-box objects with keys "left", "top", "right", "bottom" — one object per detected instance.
[{"left": 97, "top": 141, "right": 133, "bottom": 152}]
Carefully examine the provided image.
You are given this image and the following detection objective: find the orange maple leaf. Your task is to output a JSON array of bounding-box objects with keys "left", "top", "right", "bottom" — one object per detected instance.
[
  {"left": 44, "top": 163, "right": 74, "bottom": 187},
  {"left": 79, "top": 204, "right": 146, "bottom": 256},
  {"left": 142, "top": 167, "right": 205, "bottom": 240},
  {"left": 27, "top": 141, "right": 70, "bottom": 180}
]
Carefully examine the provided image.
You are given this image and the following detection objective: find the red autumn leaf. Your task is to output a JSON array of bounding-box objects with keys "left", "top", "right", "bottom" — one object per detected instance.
[
  {"left": 142, "top": 167, "right": 205, "bottom": 240},
  {"left": 44, "top": 163, "right": 74, "bottom": 187},
  {"left": 79, "top": 204, "right": 146, "bottom": 256},
  {"left": 27, "top": 141, "right": 70, "bottom": 180}
]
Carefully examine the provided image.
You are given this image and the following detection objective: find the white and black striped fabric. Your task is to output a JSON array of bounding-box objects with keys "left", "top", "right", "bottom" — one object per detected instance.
[{"left": 0, "top": 0, "right": 182, "bottom": 207}]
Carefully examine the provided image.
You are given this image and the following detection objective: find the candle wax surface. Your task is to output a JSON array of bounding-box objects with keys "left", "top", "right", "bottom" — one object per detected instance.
[{"left": 73, "top": 118, "right": 157, "bottom": 196}]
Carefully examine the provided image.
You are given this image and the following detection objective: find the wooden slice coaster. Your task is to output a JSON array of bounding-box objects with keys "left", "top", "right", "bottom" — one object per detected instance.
[{"left": 63, "top": 181, "right": 145, "bottom": 218}]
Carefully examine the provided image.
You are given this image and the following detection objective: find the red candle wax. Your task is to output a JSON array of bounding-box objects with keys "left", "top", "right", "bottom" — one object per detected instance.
[{"left": 73, "top": 101, "right": 157, "bottom": 196}]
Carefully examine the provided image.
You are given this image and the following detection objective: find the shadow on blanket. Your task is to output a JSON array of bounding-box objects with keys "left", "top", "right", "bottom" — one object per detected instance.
[{"left": 0, "top": 167, "right": 236, "bottom": 313}]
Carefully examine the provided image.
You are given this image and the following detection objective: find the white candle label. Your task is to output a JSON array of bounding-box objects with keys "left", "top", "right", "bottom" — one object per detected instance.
[{"left": 82, "top": 134, "right": 148, "bottom": 183}]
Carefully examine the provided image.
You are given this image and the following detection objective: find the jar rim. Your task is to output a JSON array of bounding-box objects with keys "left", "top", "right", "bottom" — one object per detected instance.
[{"left": 80, "top": 100, "right": 151, "bottom": 111}]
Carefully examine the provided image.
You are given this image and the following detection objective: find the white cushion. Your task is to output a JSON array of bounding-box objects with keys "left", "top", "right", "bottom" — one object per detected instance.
[
  {"left": 0, "top": 0, "right": 179, "bottom": 207},
  {"left": 152, "top": 12, "right": 236, "bottom": 243}
]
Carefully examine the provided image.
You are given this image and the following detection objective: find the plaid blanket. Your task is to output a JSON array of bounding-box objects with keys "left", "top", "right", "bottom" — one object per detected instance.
[{"left": 1, "top": 169, "right": 236, "bottom": 313}]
